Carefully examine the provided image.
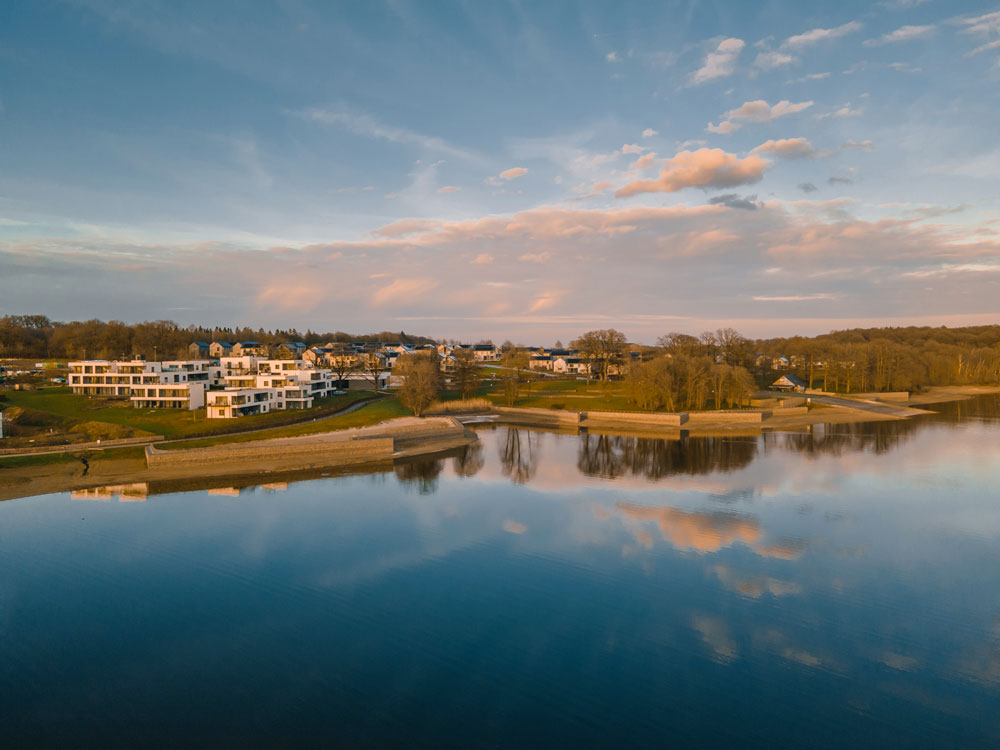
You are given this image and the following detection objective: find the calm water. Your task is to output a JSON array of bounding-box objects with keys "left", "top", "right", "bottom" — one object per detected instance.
[{"left": 2, "top": 397, "right": 1000, "bottom": 747}]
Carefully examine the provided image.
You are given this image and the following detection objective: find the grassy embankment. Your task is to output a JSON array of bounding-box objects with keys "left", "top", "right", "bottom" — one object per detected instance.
[
  {"left": 156, "top": 398, "right": 411, "bottom": 450},
  {"left": 1, "top": 387, "right": 376, "bottom": 443}
]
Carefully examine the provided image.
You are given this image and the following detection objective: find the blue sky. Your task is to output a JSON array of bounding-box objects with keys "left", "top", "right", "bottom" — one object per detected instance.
[{"left": 2, "top": 0, "right": 999, "bottom": 342}]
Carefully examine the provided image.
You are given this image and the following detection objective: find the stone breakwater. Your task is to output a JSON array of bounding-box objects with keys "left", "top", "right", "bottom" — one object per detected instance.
[{"left": 146, "top": 417, "right": 473, "bottom": 474}]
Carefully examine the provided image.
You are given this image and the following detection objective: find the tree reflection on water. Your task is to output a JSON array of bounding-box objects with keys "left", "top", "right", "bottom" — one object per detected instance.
[
  {"left": 499, "top": 428, "right": 539, "bottom": 484},
  {"left": 577, "top": 432, "right": 758, "bottom": 480},
  {"left": 453, "top": 442, "right": 485, "bottom": 477},
  {"left": 394, "top": 458, "right": 444, "bottom": 494}
]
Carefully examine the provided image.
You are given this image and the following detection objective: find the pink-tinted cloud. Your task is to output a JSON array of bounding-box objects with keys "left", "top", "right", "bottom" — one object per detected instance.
[
  {"left": 499, "top": 167, "right": 528, "bottom": 180},
  {"left": 708, "top": 99, "right": 813, "bottom": 133},
  {"left": 615, "top": 148, "right": 768, "bottom": 197},
  {"left": 631, "top": 152, "right": 657, "bottom": 169},
  {"left": 371, "top": 278, "right": 438, "bottom": 307},
  {"left": 751, "top": 138, "right": 817, "bottom": 159}
]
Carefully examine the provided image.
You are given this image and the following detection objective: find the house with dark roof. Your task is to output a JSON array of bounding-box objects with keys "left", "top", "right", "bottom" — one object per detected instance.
[
  {"left": 274, "top": 342, "right": 308, "bottom": 359},
  {"left": 188, "top": 341, "right": 210, "bottom": 358},
  {"left": 209, "top": 341, "right": 234, "bottom": 358},
  {"left": 770, "top": 373, "right": 806, "bottom": 392}
]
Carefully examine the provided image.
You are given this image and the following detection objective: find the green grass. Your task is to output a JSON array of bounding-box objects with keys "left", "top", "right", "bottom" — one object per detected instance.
[
  {"left": 3, "top": 387, "right": 375, "bottom": 440},
  {"left": 0, "top": 445, "right": 147, "bottom": 469},
  {"left": 481, "top": 377, "right": 642, "bottom": 412},
  {"left": 156, "top": 397, "right": 411, "bottom": 450}
]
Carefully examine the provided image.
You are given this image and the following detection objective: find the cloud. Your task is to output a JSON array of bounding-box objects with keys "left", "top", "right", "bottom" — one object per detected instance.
[
  {"left": 621, "top": 143, "right": 644, "bottom": 155},
  {"left": 864, "top": 24, "right": 934, "bottom": 45},
  {"left": 641, "top": 128, "right": 659, "bottom": 138},
  {"left": 631, "top": 152, "right": 657, "bottom": 169},
  {"left": 828, "top": 176, "right": 854, "bottom": 185},
  {"left": 798, "top": 182, "right": 819, "bottom": 193},
  {"left": 706, "top": 120, "right": 741, "bottom": 135},
  {"left": 528, "top": 290, "right": 564, "bottom": 312},
  {"left": 708, "top": 99, "right": 813, "bottom": 134},
  {"left": 295, "top": 106, "right": 483, "bottom": 164},
  {"left": 754, "top": 51, "right": 795, "bottom": 69},
  {"left": 615, "top": 148, "right": 768, "bottom": 197},
  {"left": 499, "top": 167, "right": 528, "bottom": 180},
  {"left": 691, "top": 38, "right": 745, "bottom": 84},
  {"left": 708, "top": 193, "right": 762, "bottom": 210},
  {"left": 784, "top": 21, "right": 864, "bottom": 49},
  {"left": 503, "top": 520, "right": 527, "bottom": 534},
  {"left": 753, "top": 293, "right": 837, "bottom": 301},
  {"left": 471, "top": 253, "right": 494, "bottom": 264},
  {"left": 842, "top": 139, "right": 874, "bottom": 151},
  {"left": 370, "top": 278, "right": 438, "bottom": 307},
  {"left": 751, "top": 138, "right": 817, "bottom": 159},
  {"left": 437, "top": 185, "right": 461, "bottom": 193},
  {"left": 786, "top": 71, "right": 831, "bottom": 83},
  {"left": 605, "top": 51, "right": 619, "bottom": 62}
]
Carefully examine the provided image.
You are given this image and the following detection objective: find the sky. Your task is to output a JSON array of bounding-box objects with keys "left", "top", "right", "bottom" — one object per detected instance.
[{"left": 1, "top": 0, "right": 999, "bottom": 344}]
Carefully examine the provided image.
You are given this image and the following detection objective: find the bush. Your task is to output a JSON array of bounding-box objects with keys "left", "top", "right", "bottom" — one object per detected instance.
[{"left": 425, "top": 398, "right": 491, "bottom": 414}]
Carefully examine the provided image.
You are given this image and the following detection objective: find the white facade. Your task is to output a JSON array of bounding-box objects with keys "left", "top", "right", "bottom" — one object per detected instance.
[{"left": 68, "top": 360, "right": 210, "bottom": 410}]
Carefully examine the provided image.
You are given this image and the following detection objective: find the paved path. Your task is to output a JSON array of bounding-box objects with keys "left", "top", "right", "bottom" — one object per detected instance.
[{"left": 803, "top": 394, "right": 928, "bottom": 417}]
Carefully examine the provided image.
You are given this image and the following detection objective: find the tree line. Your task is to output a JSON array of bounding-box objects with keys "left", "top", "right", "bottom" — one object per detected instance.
[{"left": 0, "top": 315, "right": 435, "bottom": 360}]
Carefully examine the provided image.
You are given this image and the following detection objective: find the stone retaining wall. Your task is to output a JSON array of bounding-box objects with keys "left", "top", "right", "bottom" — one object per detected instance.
[
  {"left": 764, "top": 406, "right": 809, "bottom": 418},
  {"left": 493, "top": 406, "right": 582, "bottom": 427},
  {"left": 583, "top": 411, "right": 686, "bottom": 428},
  {"left": 146, "top": 437, "right": 394, "bottom": 469},
  {"left": 685, "top": 411, "right": 764, "bottom": 425}
]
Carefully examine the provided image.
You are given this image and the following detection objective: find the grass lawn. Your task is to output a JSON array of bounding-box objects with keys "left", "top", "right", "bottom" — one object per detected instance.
[
  {"left": 0, "top": 445, "right": 147, "bottom": 469},
  {"left": 480, "top": 377, "right": 644, "bottom": 412},
  {"left": 3, "top": 387, "right": 376, "bottom": 440},
  {"left": 156, "top": 397, "right": 411, "bottom": 450}
]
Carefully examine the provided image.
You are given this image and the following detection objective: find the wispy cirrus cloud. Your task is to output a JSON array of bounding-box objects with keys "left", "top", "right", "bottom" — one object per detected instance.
[
  {"left": 864, "top": 24, "right": 935, "bottom": 46},
  {"left": 293, "top": 106, "right": 485, "bottom": 164}
]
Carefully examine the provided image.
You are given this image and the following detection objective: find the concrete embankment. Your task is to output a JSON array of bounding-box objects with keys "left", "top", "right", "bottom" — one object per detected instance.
[
  {"left": 146, "top": 417, "right": 473, "bottom": 476},
  {"left": 493, "top": 406, "right": 582, "bottom": 428}
]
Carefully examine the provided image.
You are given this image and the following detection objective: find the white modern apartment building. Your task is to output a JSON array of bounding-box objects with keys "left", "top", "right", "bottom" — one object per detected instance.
[{"left": 68, "top": 360, "right": 214, "bottom": 410}]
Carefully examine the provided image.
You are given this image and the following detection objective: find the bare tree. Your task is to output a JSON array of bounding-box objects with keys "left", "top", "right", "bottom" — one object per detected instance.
[
  {"left": 499, "top": 349, "right": 529, "bottom": 406},
  {"left": 396, "top": 352, "right": 441, "bottom": 416},
  {"left": 328, "top": 345, "right": 357, "bottom": 389},
  {"left": 452, "top": 347, "right": 481, "bottom": 398},
  {"left": 572, "top": 329, "right": 627, "bottom": 382},
  {"left": 363, "top": 352, "right": 389, "bottom": 393}
]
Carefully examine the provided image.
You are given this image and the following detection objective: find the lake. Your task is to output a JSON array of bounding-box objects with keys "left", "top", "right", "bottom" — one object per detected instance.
[{"left": 2, "top": 395, "right": 999, "bottom": 747}]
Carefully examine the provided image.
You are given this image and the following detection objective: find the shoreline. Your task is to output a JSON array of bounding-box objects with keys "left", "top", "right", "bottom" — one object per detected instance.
[{"left": 1, "top": 385, "right": 996, "bottom": 502}]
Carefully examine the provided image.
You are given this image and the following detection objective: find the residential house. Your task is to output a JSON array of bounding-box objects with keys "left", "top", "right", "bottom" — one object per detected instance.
[
  {"left": 232, "top": 341, "right": 268, "bottom": 357},
  {"left": 770, "top": 374, "right": 806, "bottom": 392},
  {"left": 209, "top": 341, "right": 234, "bottom": 358},
  {"left": 473, "top": 344, "right": 499, "bottom": 361},
  {"left": 274, "top": 341, "right": 308, "bottom": 359},
  {"left": 188, "top": 341, "right": 210, "bottom": 358}
]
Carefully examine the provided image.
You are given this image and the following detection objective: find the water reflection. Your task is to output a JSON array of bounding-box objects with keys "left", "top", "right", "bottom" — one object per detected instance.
[
  {"left": 394, "top": 458, "right": 444, "bottom": 494},
  {"left": 2, "top": 395, "right": 1000, "bottom": 747},
  {"left": 614, "top": 501, "right": 806, "bottom": 558},
  {"left": 452, "top": 442, "right": 484, "bottom": 477},
  {"left": 499, "top": 428, "right": 539, "bottom": 484},
  {"left": 578, "top": 432, "right": 757, "bottom": 480}
]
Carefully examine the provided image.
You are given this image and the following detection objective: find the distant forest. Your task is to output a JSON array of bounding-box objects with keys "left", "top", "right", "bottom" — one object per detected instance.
[
  {"left": 645, "top": 324, "right": 1000, "bottom": 393},
  {"left": 0, "top": 315, "right": 435, "bottom": 360}
]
